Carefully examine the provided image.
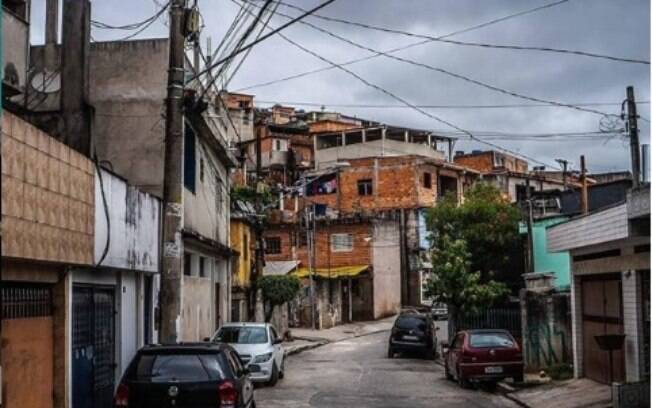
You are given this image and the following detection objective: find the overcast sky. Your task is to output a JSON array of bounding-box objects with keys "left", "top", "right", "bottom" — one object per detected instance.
[{"left": 30, "top": 0, "right": 651, "bottom": 173}]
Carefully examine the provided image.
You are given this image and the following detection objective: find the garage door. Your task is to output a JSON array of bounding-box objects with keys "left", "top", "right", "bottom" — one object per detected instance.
[
  {"left": 1, "top": 282, "right": 54, "bottom": 408},
  {"left": 581, "top": 274, "right": 625, "bottom": 384}
]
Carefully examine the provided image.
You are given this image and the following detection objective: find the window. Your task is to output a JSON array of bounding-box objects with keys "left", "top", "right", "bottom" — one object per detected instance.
[
  {"left": 297, "top": 231, "right": 308, "bottom": 247},
  {"left": 184, "top": 254, "right": 192, "bottom": 276},
  {"left": 184, "top": 123, "right": 196, "bottom": 193},
  {"left": 469, "top": 332, "right": 515, "bottom": 348},
  {"left": 216, "top": 326, "right": 269, "bottom": 344},
  {"left": 331, "top": 233, "right": 353, "bottom": 252},
  {"left": 199, "top": 257, "right": 207, "bottom": 278},
  {"left": 357, "top": 179, "right": 373, "bottom": 196},
  {"left": 135, "top": 354, "right": 223, "bottom": 382},
  {"left": 265, "top": 237, "right": 281, "bottom": 254},
  {"left": 274, "top": 139, "right": 288, "bottom": 152},
  {"left": 423, "top": 172, "right": 432, "bottom": 189}
]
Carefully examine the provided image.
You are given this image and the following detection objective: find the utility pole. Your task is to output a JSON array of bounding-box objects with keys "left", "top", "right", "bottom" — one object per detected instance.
[
  {"left": 160, "top": 0, "right": 187, "bottom": 344},
  {"left": 555, "top": 158, "right": 569, "bottom": 190},
  {"left": 305, "top": 206, "right": 316, "bottom": 329},
  {"left": 580, "top": 155, "right": 588, "bottom": 215},
  {"left": 525, "top": 176, "right": 534, "bottom": 274},
  {"left": 626, "top": 86, "right": 641, "bottom": 187},
  {"left": 251, "top": 123, "right": 265, "bottom": 321}
]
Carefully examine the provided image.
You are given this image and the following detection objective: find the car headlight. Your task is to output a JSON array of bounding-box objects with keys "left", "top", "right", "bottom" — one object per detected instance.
[{"left": 252, "top": 352, "right": 273, "bottom": 363}]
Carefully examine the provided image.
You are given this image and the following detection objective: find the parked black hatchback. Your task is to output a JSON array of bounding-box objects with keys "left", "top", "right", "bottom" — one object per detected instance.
[
  {"left": 387, "top": 311, "right": 438, "bottom": 359},
  {"left": 114, "top": 343, "right": 256, "bottom": 408}
]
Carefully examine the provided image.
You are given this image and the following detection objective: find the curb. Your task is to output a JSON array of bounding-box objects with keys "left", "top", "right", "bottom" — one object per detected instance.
[{"left": 286, "top": 328, "right": 391, "bottom": 356}]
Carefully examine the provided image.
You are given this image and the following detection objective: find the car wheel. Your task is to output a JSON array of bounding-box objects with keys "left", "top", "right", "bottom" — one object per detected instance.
[
  {"left": 514, "top": 373, "right": 524, "bottom": 383},
  {"left": 387, "top": 347, "right": 394, "bottom": 359},
  {"left": 484, "top": 381, "right": 497, "bottom": 392},
  {"left": 457, "top": 366, "right": 471, "bottom": 389},
  {"left": 278, "top": 358, "right": 285, "bottom": 379},
  {"left": 424, "top": 349, "right": 435, "bottom": 360},
  {"left": 444, "top": 362, "right": 454, "bottom": 381},
  {"left": 267, "top": 362, "right": 280, "bottom": 387}
]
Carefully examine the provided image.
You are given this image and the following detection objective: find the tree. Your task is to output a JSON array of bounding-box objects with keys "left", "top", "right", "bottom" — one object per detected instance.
[
  {"left": 257, "top": 275, "right": 301, "bottom": 322},
  {"left": 424, "top": 235, "right": 509, "bottom": 320},
  {"left": 426, "top": 182, "right": 523, "bottom": 290}
]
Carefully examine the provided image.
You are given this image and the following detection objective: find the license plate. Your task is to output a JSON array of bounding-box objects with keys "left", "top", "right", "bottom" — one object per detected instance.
[
  {"left": 485, "top": 366, "right": 503, "bottom": 374},
  {"left": 403, "top": 335, "right": 419, "bottom": 341}
]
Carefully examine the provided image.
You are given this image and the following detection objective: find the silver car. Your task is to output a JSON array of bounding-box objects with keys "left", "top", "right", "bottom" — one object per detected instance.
[{"left": 213, "top": 322, "right": 285, "bottom": 386}]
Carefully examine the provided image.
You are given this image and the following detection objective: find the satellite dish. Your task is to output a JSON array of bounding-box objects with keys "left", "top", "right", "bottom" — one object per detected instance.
[{"left": 30, "top": 69, "right": 61, "bottom": 93}]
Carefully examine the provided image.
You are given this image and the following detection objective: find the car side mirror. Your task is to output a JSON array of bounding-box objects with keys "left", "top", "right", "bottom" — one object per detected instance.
[{"left": 273, "top": 338, "right": 283, "bottom": 345}]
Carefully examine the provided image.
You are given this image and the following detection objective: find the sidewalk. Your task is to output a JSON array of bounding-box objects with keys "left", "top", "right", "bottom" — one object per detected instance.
[
  {"left": 502, "top": 378, "right": 612, "bottom": 408},
  {"left": 283, "top": 316, "right": 395, "bottom": 355}
]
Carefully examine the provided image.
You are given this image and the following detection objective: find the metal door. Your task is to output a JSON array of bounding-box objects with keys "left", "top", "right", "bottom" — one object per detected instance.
[
  {"left": 581, "top": 274, "right": 625, "bottom": 384},
  {"left": 72, "top": 286, "right": 116, "bottom": 408}
]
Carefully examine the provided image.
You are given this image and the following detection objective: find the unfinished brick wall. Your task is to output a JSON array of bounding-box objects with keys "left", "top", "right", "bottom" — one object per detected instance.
[{"left": 454, "top": 151, "right": 495, "bottom": 173}]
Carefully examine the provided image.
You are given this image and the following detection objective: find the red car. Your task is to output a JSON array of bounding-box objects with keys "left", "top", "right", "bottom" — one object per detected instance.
[{"left": 443, "top": 329, "right": 523, "bottom": 388}]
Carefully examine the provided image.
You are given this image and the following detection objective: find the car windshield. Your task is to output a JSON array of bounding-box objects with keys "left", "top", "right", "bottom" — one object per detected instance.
[
  {"left": 395, "top": 316, "right": 427, "bottom": 331},
  {"left": 134, "top": 354, "right": 224, "bottom": 382},
  {"left": 469, "top": 332, "right": 515, "bottom": 348},
  {"left": 216, "top": 326, "right": 268, "bottom": 344}
]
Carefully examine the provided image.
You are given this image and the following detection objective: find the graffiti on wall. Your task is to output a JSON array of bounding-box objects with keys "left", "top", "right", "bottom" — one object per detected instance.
[{"left": 523, "top": 291, "right": 572, "bottom": 369}]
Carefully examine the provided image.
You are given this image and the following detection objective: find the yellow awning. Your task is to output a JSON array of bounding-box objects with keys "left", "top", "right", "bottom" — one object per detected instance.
[{"left": 293, "top": 265, "right": 369, "bottom": 279}]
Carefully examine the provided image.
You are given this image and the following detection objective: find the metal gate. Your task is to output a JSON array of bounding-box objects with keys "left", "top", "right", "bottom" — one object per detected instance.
[{"left": 72, "top": 286, "right": 116, "bottom": 408}]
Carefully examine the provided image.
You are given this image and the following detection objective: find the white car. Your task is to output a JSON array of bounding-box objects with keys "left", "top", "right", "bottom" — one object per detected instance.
[{"left": 213, "top": 322, "right": 285, "bottom": 386}]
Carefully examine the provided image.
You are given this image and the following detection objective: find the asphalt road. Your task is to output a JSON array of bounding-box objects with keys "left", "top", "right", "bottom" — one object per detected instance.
[{"left": 255, "top": 330, "right": 518, "bottom": 408}]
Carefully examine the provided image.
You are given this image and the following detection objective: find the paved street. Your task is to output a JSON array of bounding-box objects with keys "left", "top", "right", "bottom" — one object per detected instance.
[{"left": 256, "top": 331, "right": 518, "bottom": 408}]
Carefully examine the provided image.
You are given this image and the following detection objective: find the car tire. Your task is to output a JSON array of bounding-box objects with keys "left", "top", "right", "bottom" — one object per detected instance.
[
  {"left": 267, "top": 362, "right": 280, "bottom": 387},
  {"left": 444, "top": 362, "right": 454, "bottom": 381},
  {"left": 457, "top": 366, "right": 471, "bottom": 389},
  {"left": 387, "top": 347, "right": 394, "bottom": 359},
  {"left": 514, "top": 373, "right": 524, "bottom": 383},
  {"left": 278, "top": 358, "right": 285, "bottom": 379},
  {"left": 424, "top": 349, "right": 435, "bottom": 360}
]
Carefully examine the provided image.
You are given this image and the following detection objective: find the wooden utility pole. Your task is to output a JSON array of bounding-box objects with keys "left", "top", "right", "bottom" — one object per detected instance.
[
  {"left": 626, "top": 86, "right": 641, "bottom": 187},
  {"left": 580, "top": 155, "right": 588, "bottom": 215},
  {"left": 525, "top": 176, "right": 534, "bottom": 274},
  {"left": 251, "top": 126, "right": 265, "bottom": 321},
  {"left": 160, "top": 0, "right": 187, "bottom": 344}
]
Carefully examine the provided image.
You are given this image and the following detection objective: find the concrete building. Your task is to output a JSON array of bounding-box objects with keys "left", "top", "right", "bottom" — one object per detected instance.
[
  {"left": 230, "top": 200, "right": 256, "bottom": 322},
  {"left": 264, "top": 216, "right": 401, "bottom": 328},
  {"left": 547, "top": 185, "right": 650, "bottom": 385},
  {"left": 1, "top": 111, "right": 162, "bottom": 408},
  {"left": 454, "top": 150, "right": 575, "bottom": 202}
]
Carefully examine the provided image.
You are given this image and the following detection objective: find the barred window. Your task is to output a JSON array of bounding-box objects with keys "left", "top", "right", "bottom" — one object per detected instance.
[
  {"left": 331, "top": 233, "right": 353, "bottom": 252},
  {"left": 265, "top": 237, "right": 282, "bottom": 254}
]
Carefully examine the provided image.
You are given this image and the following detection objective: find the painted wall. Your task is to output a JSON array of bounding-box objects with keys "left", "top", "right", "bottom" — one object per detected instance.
[
  {"left": 519, "top": 216, "right": 572, "bottom": 289},
  {"left": 371, "top": 220, "right": 401, "bottom": 319},
  {"left": 230, "top": 220, "right": 252, "bottom": 289},
  {"left": 94, "top": 168, "right": 160, "bottom": 272},
  {"left": 315, "top": 138, "right": 445, "bottom": 168}
]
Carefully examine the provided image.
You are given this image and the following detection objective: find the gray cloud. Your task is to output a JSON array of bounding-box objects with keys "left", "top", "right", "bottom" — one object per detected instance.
[{"left": 29, "top": 0, "right": 650, "bottom": 172}]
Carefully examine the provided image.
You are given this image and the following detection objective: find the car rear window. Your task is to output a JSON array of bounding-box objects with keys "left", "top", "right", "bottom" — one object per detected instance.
[
  {"left": 395, "top": 316, "right": 427, "bottom": 330},
  {"left": 134, "top": 353, "right": 225, "bottom": 382},
  {"left": 469, "top": 332, "right": 515, "bottom": 348},
  {"left": 216, "top": 326, "right": 268, "bottom": 344}
]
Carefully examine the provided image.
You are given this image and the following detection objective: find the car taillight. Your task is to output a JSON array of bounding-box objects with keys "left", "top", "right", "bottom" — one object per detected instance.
[
  {"left": 114, "top": 383, "right": 129, "bottom": 407},
  {"left": 219, "top": 380, "right": 238, "bottom": 408}
]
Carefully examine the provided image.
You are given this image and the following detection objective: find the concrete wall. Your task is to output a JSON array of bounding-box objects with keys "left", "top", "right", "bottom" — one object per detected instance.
[
  {"left": 372, "top": 220, "right": 401, "bottom": 318},
  {"left": 94, "top": 168, "right": 160, "bottom": 272},
  {"left": 184, "top": 134, "right": 230, "bottom": 244},
  {"left": 315, "top": 139, "right": 445, "bottom": 168},
  {"left": 181, "top": 274, "right": 214, "bottom": 341},
  {"left": 89, "top": 39, "right": 168, "bottom": 197},
  {"left": 230, "top": 220, "right": 252, "bottom": 289}
]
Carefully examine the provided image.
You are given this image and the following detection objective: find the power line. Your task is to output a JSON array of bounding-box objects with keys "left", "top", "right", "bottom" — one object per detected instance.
[
  {"left": 189, "top": 0, "right": 338, "bottom": 85},
  {"left": 248, "top": 0, "right": 610, "bottom": 117},
  {"left": 91, "top": 2, "right": 170, "bottom": 30},
  {"left": 233, "top": 0, "right": 559, "bottom": 170},
  {"left": 233, "top": 0, "right": 573, "bottom": 92},
  {"left": 264, "top": 0, "right": 649, "bottom": 65},
  {"left": 254, "top": 99, "right": 650, "bottom": 110},
  {"left": 106, "top": 4, "right": 169, "bottom": 41}
]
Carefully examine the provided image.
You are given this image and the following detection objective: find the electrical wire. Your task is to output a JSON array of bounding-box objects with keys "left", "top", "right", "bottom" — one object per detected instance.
[
  {"left": 188, "top": 0, "right": 338, "bottom": 85},
  {"left": 91, "top": 2, "right": 170, "bottom": 30},
  {"left": 244, "top": 0, "right": 610, "bottom": 118},
  {"left": 233, "top": 1, "right": 561, "bottom": 169},
  {"left": 101, "top": 3, "right": 169, "bottom": 41},
  {"left": 263, "top": 0, "right": 649, "bottom": 65},
  {"left": 234, "top": 0, "right": 573, "bottom": 92},
  {"left": 254, "top": 99, "right": 650, "bottom": 110}
]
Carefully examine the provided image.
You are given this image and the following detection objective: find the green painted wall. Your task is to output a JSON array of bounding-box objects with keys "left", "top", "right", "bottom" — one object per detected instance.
[{"left": 520, "top": 216, "right": 571, "bottom": 289}]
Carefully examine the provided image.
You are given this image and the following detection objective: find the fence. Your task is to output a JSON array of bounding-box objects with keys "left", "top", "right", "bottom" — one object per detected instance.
[{"left": 449, "top": 305, "right": 522, "bottom": 344}]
